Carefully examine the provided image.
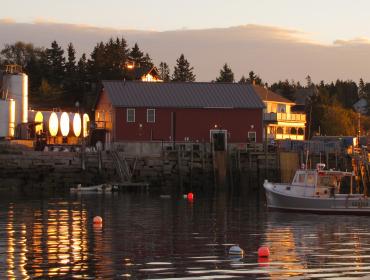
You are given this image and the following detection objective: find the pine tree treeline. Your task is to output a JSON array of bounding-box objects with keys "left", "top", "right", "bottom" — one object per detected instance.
[{"left": 0, "top": 39, "right": 198, "bottom": 107}]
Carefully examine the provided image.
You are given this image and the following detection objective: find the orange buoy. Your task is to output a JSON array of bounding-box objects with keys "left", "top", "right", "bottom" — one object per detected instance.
[
  {"left": 187, "top": 192, "right": 194, "bottom": 200},
  {"left": 93, "top": 216, "right": 103, "bottom": 224},
  {"left": 258, "top": 246, "right": 270, "bottom": 257}
]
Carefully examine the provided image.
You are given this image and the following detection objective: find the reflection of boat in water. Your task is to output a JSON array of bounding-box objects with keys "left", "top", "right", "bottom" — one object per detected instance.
[
  {"left": 264, "top": 163, "right": 370, "bottom": 214},
  {"left": 70, "top": 183, "right": 118, "bottom": 193}
]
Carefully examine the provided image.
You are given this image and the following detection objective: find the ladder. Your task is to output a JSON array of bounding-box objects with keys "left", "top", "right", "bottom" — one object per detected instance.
[{"left": 111, "top": 151, "right": 137, "bottom": 183}]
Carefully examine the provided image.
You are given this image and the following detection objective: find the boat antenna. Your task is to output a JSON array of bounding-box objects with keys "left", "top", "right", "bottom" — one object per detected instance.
[{"left": 305, "top": 142, "right": 310, "bottom": 170}]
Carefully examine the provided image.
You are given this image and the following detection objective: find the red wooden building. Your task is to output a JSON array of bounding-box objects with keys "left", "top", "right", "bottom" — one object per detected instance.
[{"left": 94, "top": 81, "right": 265, "bottom": 145}]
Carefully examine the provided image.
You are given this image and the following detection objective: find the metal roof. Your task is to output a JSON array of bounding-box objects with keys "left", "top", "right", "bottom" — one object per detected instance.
[
  {"left": 102, "top": 81, "right": 265, "bottom": 109},
  {"left": 252, "top": 85, "right": 295, "bottom": 104}
]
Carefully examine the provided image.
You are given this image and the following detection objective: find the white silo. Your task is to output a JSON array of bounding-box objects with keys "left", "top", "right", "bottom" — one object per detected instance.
[
  {"left": 6, "top": 72, "right": 28, "bottom": 125},
  {"left": 0, "top": 99, "right": 15, "bottom": 138},
  {"left": 2, "top": 66, "right": 28, "bottom": 126}
]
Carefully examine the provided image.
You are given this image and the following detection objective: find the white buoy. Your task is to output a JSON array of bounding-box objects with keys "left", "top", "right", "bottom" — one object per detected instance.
[{"left": 229, "top": 245, "right": 244, "bottom": 255}]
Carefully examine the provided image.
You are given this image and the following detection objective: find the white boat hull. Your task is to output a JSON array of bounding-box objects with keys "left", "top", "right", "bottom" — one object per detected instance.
[
  {"left": 264, "top": 181, "right": 370, "bottom": 214},
  {"left": 70, "top": 184, "right": 118, "bottom": 193}
]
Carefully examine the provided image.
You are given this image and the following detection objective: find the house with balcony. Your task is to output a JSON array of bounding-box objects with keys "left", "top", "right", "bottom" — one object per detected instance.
[{"left": 253, "top": 85, "right": 306, "bottom": 141}]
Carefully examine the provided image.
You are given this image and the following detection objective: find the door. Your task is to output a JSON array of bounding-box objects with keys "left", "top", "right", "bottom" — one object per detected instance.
[{"left": 210, "top": 129, "right": 227, "bottom": 151}]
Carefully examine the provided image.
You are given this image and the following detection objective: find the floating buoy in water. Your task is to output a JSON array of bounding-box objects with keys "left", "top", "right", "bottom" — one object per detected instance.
[
  {"left": 93, "top": 216, "right": 103, "bottom": 224},
  {"left": 258, "top": 257, "right": 270, "bottom": 267},
  {"left": 187, "top": 192, "right": 194, "bottom": 200},
  {"left": 229, "top": 245, "right": 244, "bottom": 255},
  {"left": 258, "top": 246, "right": 270, "bottom": 257}
]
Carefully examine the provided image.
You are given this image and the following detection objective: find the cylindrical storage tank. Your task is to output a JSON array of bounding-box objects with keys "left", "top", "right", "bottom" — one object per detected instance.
[
  {"left": 6, "top": 73, "right": 28, "bottom": 125},
  {"left": 8, "top": 99, "right": 15, "bottom": 137},
  {"left": 83, "top": 114, "right": 90, "bottom": 138},
  {"left": 73, "top": 113, "right": 82, "bottom": 137},
  {"left": 48, "top": 112, "right": 59, "bottom": 137},
  {"left": 0, "top": 99, "right": 9, "bottom": 137},
  {"left": 60, "top": 112, "right": 70, "bottom": 137}
]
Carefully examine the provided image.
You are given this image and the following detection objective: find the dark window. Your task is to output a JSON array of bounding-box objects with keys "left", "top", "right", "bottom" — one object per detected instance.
[
  {"left": 248, "top": 131, "right": 256, "bottom": 142},
  {"left": 298, "top": 128, "right": 304, "bottom": 135},
  {"left": 147, "top": 109, "right": 155, "bottom": 123},
  {"left": 127, "top": 108, "right": 135, "bottom": 122}
]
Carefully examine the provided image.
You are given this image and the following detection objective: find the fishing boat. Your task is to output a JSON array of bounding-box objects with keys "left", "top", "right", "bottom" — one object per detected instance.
[
  {"left": 70, "top": 183, "right": 118, "bottom": 193},
  {"left": 264, "top": 163, "right": 370, "bottom": 214}
]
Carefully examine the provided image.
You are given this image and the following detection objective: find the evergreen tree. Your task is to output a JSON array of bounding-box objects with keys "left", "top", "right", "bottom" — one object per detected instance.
[
  {"left": 46, "top": 40, "right": 65, "bottom": 85},
  {"left": 216, "top": 63, "right": 234, "bottom": 82},
  {"left": 359, "top": 78, "right": 366, "bottom": 98},
  {"left": 142, "top": 53, "right": 154, "bottom": 69},
  {"left": 77, "top": 53, "right": 88, "bottom": 95},
  {"left": 172, "top": 54, "right": 196, "bottom": 82},
  {"left": 65, "top": 43, "right": 77, "bottom": 91},
  {"left": 159, "top": 62, "right": 170, "bottom": 81},
  {"left": 239, "top": 75, "right": 248, "bottom": 84},
  {"left": 270, "top": 80, "right": 295, "bottom": 101},
  {"left": 129, "top": 43, "right": 144, "bottom": 66},
  {"left": 246, "top": 70, "right": 263, "bottom": 85},
  {"left": 65, "top": 43, "right": 76, "bottom": 74}
]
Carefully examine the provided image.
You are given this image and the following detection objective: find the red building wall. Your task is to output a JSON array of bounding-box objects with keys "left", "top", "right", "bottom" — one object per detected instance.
[{"left": 114, "top": 107, "right": 263, "bottom": 143}]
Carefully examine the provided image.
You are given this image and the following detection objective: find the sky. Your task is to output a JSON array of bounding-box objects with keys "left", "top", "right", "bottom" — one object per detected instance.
[
  {"left": 1, "top": 0, "right": 370, "bottom": 44},
  {"left": 1, "top": 0, "right": 370, "bottom": 83}
]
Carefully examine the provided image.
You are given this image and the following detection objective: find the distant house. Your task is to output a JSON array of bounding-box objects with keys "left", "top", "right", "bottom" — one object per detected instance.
[
  {"left": 353, "top": 98, "right": 368, "bottom": 115},
  {"left": 253, "top": 85, "right": 307, "bottom": 141},
  {"left": 130, "top": 66, "right": 163, "bottom": 82},
  {"left": 94, "top": 81, "right": 265, "bottom": 146}
]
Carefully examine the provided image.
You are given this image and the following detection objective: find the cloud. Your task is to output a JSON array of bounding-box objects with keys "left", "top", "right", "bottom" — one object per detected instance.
[
  {"left": 334, "top": 37, "right": 370, "bottom": 46},
  {"left": 0, "top": 17, "right": 16, "bottom": 24},
  {"left": 0, "top": 20, "right": 370, "bottom": 83}
]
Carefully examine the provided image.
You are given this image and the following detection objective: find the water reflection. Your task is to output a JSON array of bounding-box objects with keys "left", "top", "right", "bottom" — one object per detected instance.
[
  {"left": 1, "top": 200, "right": 90, "bottom": 279},
  {"left": 2, "top": 191, "right": 370, "bottom": 278}
]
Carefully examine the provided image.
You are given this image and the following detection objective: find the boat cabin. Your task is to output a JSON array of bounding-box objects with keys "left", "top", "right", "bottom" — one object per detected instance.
[{"left": 291, "top": 164, "right": 353, "bottom": 197}]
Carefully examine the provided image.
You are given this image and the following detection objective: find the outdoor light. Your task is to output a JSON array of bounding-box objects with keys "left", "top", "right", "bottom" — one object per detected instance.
[
  {"left": 73, "top": 113, "right": 82, "bottom": 137},
  {"left": 49, "top": 112, "right": 59, "bottom": 137},
  {"left": 34, "top": 111, "right": 43, "bottom": 134},
  {"left": 60, "top": 112, "right": 70, "bottom": 137},
  {"left": 83, "top": 114, "right": 90, "bottom": 138}
]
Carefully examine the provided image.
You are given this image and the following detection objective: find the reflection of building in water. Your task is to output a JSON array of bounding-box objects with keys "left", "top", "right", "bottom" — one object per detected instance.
[
  {"left": 265, "top": 225, "right": 306, "bottom": 278},
  {"left": 4, "top": 202, "right": 89, "bottom": 278}
]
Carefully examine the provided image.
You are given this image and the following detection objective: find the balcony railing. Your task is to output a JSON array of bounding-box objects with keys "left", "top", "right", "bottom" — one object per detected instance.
[{"left": 264, "top": 112, "right": 306, "bottom": 122}]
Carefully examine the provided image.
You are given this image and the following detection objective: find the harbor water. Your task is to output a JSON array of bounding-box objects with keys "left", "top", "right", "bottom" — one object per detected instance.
[{"left": 1, "top": 188, "right": 370, "bottom": 279}]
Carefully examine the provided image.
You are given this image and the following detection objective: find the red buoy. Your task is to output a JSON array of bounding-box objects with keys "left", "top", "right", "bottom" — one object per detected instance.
[
  {"left": 258, "top": 246, "right": 270, "bottom": 257},
  {"left": 93, "top": 216, "right": 103, "bottom": 224},
  {"left": 187, "top": 192, "right": 194, "bottom": 200}
]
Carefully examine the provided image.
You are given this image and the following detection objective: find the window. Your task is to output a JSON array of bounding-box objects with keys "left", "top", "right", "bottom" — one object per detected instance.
[
  {"left": 298, "top": 128, "right": 304, "bottom": 135},
  {"left": 127, "top": 108, "right": 135, "bottom": 122},
  {"left": 291, "top": 127, "right": 297, "bottom": 135},
  {"left": 277, "top": 104, "right": 286, "bottom": 113},
  {"left": 306, "top": 173, "right": 316, "bottom": 186},
  {"left": 248, "top": 131, "right": 256, "bottom": 142},
  {"left": 147, "top": 109, "right": 155, "bottom": 123},
  {"left": 277, "top": 127, "right": 284, "bottom": 134}
]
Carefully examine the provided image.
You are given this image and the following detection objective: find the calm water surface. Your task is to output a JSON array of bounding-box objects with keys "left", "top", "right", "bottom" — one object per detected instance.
[{"left": 1, "top": 189, "right": 370, "bottom": 279}]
